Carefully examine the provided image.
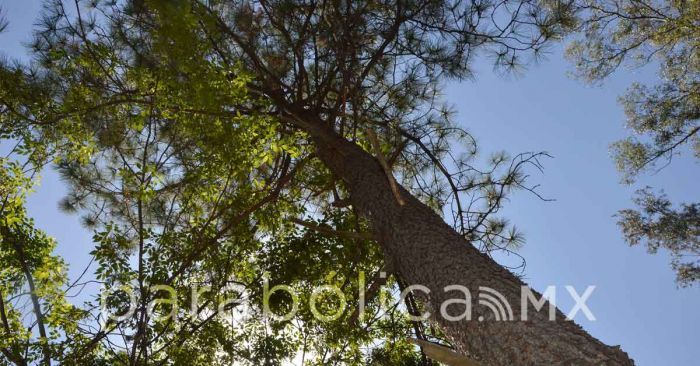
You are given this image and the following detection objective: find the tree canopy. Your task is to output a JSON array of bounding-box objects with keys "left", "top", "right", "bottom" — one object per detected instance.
[{"left": 0, "top": 0, "right": 643, "bottom": 365}]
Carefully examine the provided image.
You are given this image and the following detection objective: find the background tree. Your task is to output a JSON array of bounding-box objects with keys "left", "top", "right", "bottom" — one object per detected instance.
[
  {"left": 568, "top": 0, "right": 700, "bottom": 286},
  {"left": 0, "top": 158, "right": 88, "bottom": 366}
]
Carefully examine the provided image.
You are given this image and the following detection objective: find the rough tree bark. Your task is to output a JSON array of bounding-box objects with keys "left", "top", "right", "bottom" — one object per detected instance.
[{"left": 292, "top": 111, "right": 634, "bottom": 365}]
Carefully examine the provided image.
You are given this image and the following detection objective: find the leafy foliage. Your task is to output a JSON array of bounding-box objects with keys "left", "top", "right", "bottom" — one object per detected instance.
[
  {"left": 617, "top": 189, "right": 699, "bottom": 286},
  {"left": 0, "top": 158, "right": 86, "bottom": 365}
]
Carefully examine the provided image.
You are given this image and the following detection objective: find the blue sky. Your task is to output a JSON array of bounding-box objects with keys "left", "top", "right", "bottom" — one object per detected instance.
[{"left": 2, "top": 1, "right": 699, "bottom": 364}]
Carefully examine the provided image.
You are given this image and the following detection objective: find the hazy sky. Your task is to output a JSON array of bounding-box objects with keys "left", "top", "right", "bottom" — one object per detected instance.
[{"left": 1, "top": 1, "right": 699, "bottom": 365}]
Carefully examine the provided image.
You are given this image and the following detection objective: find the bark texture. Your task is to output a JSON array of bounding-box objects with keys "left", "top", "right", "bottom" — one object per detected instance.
[{"left": 299, "top": 116, "right": 634, "bottom": 365}]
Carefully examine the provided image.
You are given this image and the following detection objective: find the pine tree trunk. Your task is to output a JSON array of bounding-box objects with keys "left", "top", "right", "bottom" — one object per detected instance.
[{"left": 299, "top": 117, "right": 634, "bottom": 365}]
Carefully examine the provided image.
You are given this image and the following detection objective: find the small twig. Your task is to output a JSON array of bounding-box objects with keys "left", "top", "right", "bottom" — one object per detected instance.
[{"left": 348, "top": 266, "right": 388, "bottom": 326}]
